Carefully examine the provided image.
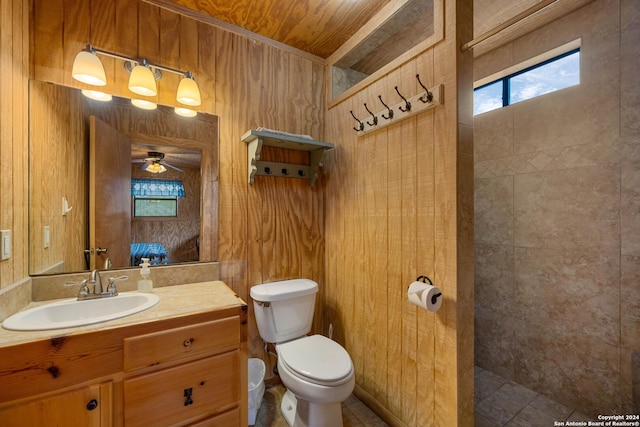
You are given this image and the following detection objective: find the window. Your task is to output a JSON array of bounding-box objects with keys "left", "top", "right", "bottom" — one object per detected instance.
[
  {"left": 474, "top": 46, "right": 580, "bottom": 115},
  {"left": 133, "top": 197, "right": 178, "bottom": 217}
]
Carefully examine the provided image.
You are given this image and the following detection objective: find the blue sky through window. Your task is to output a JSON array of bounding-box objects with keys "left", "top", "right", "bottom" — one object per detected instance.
[{"left": 474, "top": 50, "right": 580, "bottom": 115}]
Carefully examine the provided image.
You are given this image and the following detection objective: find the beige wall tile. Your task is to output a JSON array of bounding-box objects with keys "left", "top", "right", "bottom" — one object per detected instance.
[
  {"left": 513, "top": 87, "right": 619, "bottom": 155},
  {"left": 475, "top": 244, "right": 514, "bottom": 316},
  {"left": 475, "top": 307, "right": 515, "bottom": 380},
  {"left": 513, "top": 320, "right": 621, "bottom": 417},
  {"left": 475, "top": 175, "right": 514, "bottom": 245},
  {"left": 622, "top": 162, "right": 640, "bottom": 256},
  {"left": 514, "top": 246, "right": 620, "bottom": 346},
  {"left": 514, "top": 165, "right": 620, "bottom": 251},
  {"left": 474, "top": 107, "right": 514, "bottom": 162},
  {"left": 621, "top": 255, "right": 640, "bottom": 350}
]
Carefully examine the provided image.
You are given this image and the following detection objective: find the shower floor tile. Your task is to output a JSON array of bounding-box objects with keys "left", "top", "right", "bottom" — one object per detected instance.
[{"left": 475, "top": 366, "right": 596, "bottom": 427}]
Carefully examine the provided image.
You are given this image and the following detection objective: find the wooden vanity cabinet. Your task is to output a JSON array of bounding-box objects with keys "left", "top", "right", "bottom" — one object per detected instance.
[{"left": 0, "top": 303, "right": 247, "bottom": 427}]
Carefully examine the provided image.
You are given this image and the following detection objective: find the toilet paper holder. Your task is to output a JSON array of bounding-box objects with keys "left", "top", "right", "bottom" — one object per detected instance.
[{"left": 414, "top": 275, "right": 442, "bottom": 305}]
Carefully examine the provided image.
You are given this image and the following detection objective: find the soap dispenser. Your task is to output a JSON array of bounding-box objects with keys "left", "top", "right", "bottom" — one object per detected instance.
[{"left": 137, "top": 258, "right": 154, "bottom": 292}]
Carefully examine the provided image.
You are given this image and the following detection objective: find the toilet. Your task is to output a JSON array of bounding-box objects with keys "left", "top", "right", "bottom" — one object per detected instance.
[{"left": 250, "top": 279, "right": 355, "bottom": 427}]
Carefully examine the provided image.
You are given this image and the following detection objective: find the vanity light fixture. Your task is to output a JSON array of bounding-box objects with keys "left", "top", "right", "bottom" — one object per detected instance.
[
  {"left": 72, "top": 46, "right": 107, "bottom": 86},
  {"left": 127, "top": 60, "right": 158, "bottom": 97},
  {"left": 174, "top": 106, "right": 197, "bottom": 118},
  {"left": 80, "top": 89, "right": 112, "bottom": 102},
  {"left": 71, "top": 44, "right": 201, "bottom": 115},
  {"left": 176, "top": 72, "right": 201, "bottom": 106},
  {"left": 131, "top": 99, "right": 158, "bottom": 110}
]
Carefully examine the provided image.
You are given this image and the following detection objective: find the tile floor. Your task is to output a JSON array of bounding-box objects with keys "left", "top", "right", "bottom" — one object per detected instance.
[
  {"left": 474, "top": 366, "right": 595, "bottom": 427},
  {"left": 253, "top": 382, "right": 389, "bottom": 427},
  {"left": 252, "top": 367, "right": 595, "bottom": 427}
]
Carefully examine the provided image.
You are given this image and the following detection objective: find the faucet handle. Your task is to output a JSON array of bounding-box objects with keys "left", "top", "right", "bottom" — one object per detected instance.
[
  {"left": 65, "top": 279, "right": 90, "bottom": 298},
  {"left": 106, "top": 275, "right": 128, "bottom": 295}
]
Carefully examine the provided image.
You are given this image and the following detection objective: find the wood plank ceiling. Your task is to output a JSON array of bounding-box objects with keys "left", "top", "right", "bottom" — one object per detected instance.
[{"left": 163, "top": 0, "right": 548, "bottom": 59}]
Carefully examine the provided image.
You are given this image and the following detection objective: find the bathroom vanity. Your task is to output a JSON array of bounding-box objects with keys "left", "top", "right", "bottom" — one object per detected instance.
[{"left": 0, "top": 281, "right": 247, "bottom": 426}]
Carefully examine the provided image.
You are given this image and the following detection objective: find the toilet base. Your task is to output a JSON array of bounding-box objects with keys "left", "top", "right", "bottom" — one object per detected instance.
[{"left": 280, "top": 389, "right": 344, "bottom": 427}]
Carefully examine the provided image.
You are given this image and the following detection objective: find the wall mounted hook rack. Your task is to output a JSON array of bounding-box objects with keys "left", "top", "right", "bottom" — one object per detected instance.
[{"left": 355, "top": 83, "right": 444, "bottom": 136}]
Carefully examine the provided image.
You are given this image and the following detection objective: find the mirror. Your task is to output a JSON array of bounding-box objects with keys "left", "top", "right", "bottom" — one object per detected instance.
[{"left": 29, "top": 80, "right": 219, "bottom": 275}]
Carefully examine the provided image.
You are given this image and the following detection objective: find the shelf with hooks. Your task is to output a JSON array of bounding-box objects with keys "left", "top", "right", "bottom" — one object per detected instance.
[
  {"left": 242, "top": 129, "right": 334, "bottom": 187},
  {"left": 350, "top": 78, "right": 444, "bottom": 136}
]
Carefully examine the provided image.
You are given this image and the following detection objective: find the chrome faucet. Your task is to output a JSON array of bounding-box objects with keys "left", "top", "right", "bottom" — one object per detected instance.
[
  {"left": 65, "top": 272, "right": 128, "bottom": 301},
  {"left": 91, "top": 269, "right": 103, "bottom": 294}
]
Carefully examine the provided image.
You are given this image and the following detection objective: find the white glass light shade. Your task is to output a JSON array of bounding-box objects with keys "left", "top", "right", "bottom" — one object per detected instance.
[
  {"left": 128, "top": 65, "right": 157, "bottom": 96},
  {"left": 142, "top": 163, "right": 167, "bottom": 173},
  {"left": 174, "top": 106, "right": 197, "bottom": 118},
  {"left": 131, "top": 99, "right": 157, "bottom": 110},
  {"left": 81, "top": 89, "right": 112, "bottom": 102},
  {"left": 72, "top": 50, "right": 107, "bottom": 86},
  {"left": 176, "top": 77, "right": 201, "bottom": 106}
]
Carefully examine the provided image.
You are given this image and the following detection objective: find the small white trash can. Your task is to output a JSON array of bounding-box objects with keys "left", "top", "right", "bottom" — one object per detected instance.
[{"left": 248, "top": 358, "right": 266, "bottom": 425}]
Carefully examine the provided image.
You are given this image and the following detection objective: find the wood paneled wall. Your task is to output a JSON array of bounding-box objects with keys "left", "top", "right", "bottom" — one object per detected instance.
[
  {"left": 323, "top": 0, "right": 474, "bottom": 424},
  {"left": 31, "top": 0, "right": 325, "bottom": 358},
  {"left": 0, "top": 0, "right": 29, "bottom": 288},
  {"left": 29, "top": 81, "right": 89, "bottom": 274}
]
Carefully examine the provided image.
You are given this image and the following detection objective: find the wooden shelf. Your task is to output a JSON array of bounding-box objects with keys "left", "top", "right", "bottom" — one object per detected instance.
[{"left": 242, "top": 129, "right": 334, "bottom": 187}]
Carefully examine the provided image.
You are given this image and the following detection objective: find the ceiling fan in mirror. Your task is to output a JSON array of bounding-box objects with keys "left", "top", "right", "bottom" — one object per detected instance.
[{"left": 132, "top": 151, "right": 184, "bottom": 174}]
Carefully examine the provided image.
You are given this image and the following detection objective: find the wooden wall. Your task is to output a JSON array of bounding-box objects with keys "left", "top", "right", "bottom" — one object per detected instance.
[
  {"left": 0, "top": 0, "right": 29, "bottom": 288},
  {"left": 31, "top": 0, "right": 325, "bottom": 358},
  {"left": 323, "top": 0, "right": 474, "bottom": 424},
  {"left": 29, "top": 81, "right": 89, "bottom": 274}
]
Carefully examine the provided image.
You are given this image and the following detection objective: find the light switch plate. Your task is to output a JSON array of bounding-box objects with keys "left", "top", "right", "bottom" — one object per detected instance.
[
  {"left": 44, "top": 226, "right": 50, "bottom": 249},
  {"left": 0, "top": 230, "right": 10, "bottom": 261}
]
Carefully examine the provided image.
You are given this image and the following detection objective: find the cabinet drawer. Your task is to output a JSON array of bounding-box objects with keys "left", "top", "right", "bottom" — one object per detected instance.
[
  {"left": 124, "top": 317, "right": 239, "bottom": 371},
  {"left": 187, "top": 407, "right": 239, "bottom": 427},
  {"left": 124, "top": 351, "right": 240, "bottom": 427}
]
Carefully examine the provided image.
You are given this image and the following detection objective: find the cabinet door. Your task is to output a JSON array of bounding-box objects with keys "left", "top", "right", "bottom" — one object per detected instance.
[{"left": 0, "top": 382, "right": 111, "bottom": 426}]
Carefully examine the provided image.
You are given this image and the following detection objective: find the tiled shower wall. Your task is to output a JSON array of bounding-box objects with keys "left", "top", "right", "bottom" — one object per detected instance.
[{"left": 473, "top": 0, "right": 639, "bottom": 417}]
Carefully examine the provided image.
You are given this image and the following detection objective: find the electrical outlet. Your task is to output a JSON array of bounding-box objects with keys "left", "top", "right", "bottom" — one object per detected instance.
[{"left": 0, "top": 230, "right": 11, "bottom": 261}]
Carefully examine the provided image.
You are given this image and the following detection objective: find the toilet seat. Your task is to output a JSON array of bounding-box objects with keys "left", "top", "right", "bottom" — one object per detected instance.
[{"left": 277, "top": 335, "right": 353, "bottom": 387}]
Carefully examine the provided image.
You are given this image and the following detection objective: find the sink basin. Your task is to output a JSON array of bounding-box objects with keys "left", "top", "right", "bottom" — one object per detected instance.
[{"left": 2, "top": 292, "right": 160, "bottom": 331}]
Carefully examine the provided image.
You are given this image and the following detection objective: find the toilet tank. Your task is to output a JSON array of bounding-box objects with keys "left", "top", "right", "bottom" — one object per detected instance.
[{"left": 250, "top": 279, "right": 318, "bottom": 343}]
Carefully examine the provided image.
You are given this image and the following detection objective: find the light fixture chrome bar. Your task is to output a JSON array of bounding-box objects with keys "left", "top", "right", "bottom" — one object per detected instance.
[{"left": 85, "top": 44, "right": 193, "bottom": 78}]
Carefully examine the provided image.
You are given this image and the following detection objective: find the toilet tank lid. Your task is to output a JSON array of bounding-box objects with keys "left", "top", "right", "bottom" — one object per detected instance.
[{"left": 250, "top": 279, "right": 318, "bottom": 302}]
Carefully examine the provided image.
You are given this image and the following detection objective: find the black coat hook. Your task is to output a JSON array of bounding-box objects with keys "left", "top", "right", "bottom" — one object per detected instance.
[
  {"left": 350, "top": 110, "right": 364, "bottom": 132},
  {"left": 363, "top": 103, "right": 378, "bottom": 127},
  {"left": 378, "top": 95, "right": 394, "bottom": 120},
  {"left": 416, "top": 74, "right": 433, "bottom": 103},
  {"left": 395, "top": 86, "right": 411, "bottom": 112}
]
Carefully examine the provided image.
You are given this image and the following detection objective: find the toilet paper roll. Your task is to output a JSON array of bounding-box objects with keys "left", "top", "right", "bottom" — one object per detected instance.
[{"left": 407, "top": 281, "right": 442, "bottom": 312}]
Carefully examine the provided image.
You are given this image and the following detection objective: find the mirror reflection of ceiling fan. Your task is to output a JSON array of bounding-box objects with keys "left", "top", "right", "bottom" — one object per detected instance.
[{"left": 132, "top": 151, "right": 184, "bottom": 173}]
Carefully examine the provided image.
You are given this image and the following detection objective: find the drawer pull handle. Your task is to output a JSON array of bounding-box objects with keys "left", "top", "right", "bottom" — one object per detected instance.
[
  {"left": 183, "top": 338, "right": 194, "bottom": 347},
  {"left": 86, "top": 399, "right": 98, "bottom": 411},
  {"left": 184, "top": 388, "right": 194, "bottom": 406}
]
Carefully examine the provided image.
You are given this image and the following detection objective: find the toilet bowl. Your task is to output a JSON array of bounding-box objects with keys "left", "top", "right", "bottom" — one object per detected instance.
[
  {"left": 277, "top": 335, "right": 355, "bottom": 427},
  {"left": 250, "top": 279, "right": 355, "bottom": 427}
]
